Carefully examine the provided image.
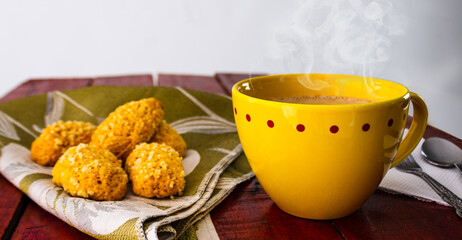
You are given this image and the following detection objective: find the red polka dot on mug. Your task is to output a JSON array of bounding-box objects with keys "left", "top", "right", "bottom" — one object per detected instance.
[
  {"left": 362, "top": 123, "right": 370, "bottom": 132},
  {"left": 388, "top": 118, "right": 393, "bottom": 127},
  {"left": 330, "top": 125, "right": 339, "bottom": 133}
]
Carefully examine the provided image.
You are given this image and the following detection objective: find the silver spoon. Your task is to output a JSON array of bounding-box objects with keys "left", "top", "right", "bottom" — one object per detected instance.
[{"left": 421, "top": 137, "right": 462, "bottom": 174}]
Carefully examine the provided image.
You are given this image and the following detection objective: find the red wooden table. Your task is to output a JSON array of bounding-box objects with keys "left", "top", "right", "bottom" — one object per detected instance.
[{"left": 0, "top": 74, "right": 461, "bottom": 240}]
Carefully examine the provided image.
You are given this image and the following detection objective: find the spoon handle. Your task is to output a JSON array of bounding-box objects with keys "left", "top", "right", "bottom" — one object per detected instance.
[
  {"left": 418, "top": 171, "right": 462, "bottom": 218},
  {"left": 454, "top": 163, "right": 462, "bottom": 174}
]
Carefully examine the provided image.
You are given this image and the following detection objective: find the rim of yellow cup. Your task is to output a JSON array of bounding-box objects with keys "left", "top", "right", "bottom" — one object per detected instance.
[{"left": 232, "top": 73, "right": 411, "bottom": 109}]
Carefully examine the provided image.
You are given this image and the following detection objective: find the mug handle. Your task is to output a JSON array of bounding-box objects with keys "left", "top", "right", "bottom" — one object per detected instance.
[{"left": 390, "top": 92, "right": 428, "bottom": 168}]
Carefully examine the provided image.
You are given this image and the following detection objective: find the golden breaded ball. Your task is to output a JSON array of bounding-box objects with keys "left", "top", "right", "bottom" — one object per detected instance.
[
  {"left": 52, "top": 144, "right": 127, "bottom": 201},
  {"left": 90, "top": 98, "right": 164, "bottom": 161},
  {"left": 149, "top": 120, "right": 187, "bottom": 157},
  {"left": 125, "top": 143, "right": 185, "bottom": 198},
  {"left": 31, "top": 121, "right": 96, "bottom": 166}
]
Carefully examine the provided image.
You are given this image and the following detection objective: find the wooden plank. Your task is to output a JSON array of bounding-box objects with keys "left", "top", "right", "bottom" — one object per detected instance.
[
  {"left": 92, "top": 74, "right": 154, "bottom": 86},
  {"left": 0, "top": 79, "right": 91, "bottom": 104},
  {"left": 0, "top": 75, "right": 154, "bottom": 105},
  {"left": 210, "top": 178, "right": 343, "bottom": 240},
  {"left": 0, "top": 175, "right": 26, "bottom": 238},
  {"left": 406, "top": 116, "right": 460, "bottom": 147},
  {"left": 158, "top": 74, "right": 226, "bottom": 94},
  {"left": 11, "top": 201, "right": 94, "bottom": 240},
  {"left": 215, "top": 73, "right": 264, "bottom": 95},
  {"left": 424, "top": 123, "right": 462, "bottom": 148},
  {"left": 334, "top": 190, "right": 462, "bottom": 240}
]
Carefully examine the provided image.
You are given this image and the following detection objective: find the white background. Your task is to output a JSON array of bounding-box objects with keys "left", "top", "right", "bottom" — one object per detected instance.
[{"left": 0, "top": 0, "right": 461, "bottom": 138}]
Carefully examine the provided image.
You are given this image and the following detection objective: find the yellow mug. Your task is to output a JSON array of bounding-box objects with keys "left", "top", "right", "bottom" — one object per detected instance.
[{"left": 232, "top": 73, "right": 428, "bottom": 219}]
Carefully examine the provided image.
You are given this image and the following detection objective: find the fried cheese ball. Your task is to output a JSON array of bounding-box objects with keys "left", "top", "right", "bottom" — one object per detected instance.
[
  {"left": 90, "top": 98, "right": 164, "bottom": 161},
  {"left": 149, "top": 120, "right": 187, "bottom": 157},
  {"left": 125, "top": 143, "right": 185, "bottom": 198},
  {"left": 31, "top": 121, "right": 96, "bottom": 166},
  {"left": 52, "top": 144, "right": 128, "bottom": 201}
]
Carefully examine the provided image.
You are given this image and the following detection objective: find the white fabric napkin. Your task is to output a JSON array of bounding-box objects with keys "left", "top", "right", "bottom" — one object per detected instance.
[{"left": 379, "top": 137, "right": 462, "bottom": 206}]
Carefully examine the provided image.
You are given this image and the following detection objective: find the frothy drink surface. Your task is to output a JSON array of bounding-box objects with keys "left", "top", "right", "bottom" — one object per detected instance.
[{"left": 272, "top": 95, "right": 373, "bottom": 105}]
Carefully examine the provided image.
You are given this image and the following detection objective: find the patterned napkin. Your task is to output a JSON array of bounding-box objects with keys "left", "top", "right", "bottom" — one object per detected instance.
[
  {"left": 379, "top": 134, "right": 462, "bottom": 206},
  {"left": 0, "top": 86, "right": 253, "bottom": 240}
]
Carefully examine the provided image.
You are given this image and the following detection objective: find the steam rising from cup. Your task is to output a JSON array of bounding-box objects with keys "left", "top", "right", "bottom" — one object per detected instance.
[{"left": 256, "top": 0, "right": 409, "bottom": 91}]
